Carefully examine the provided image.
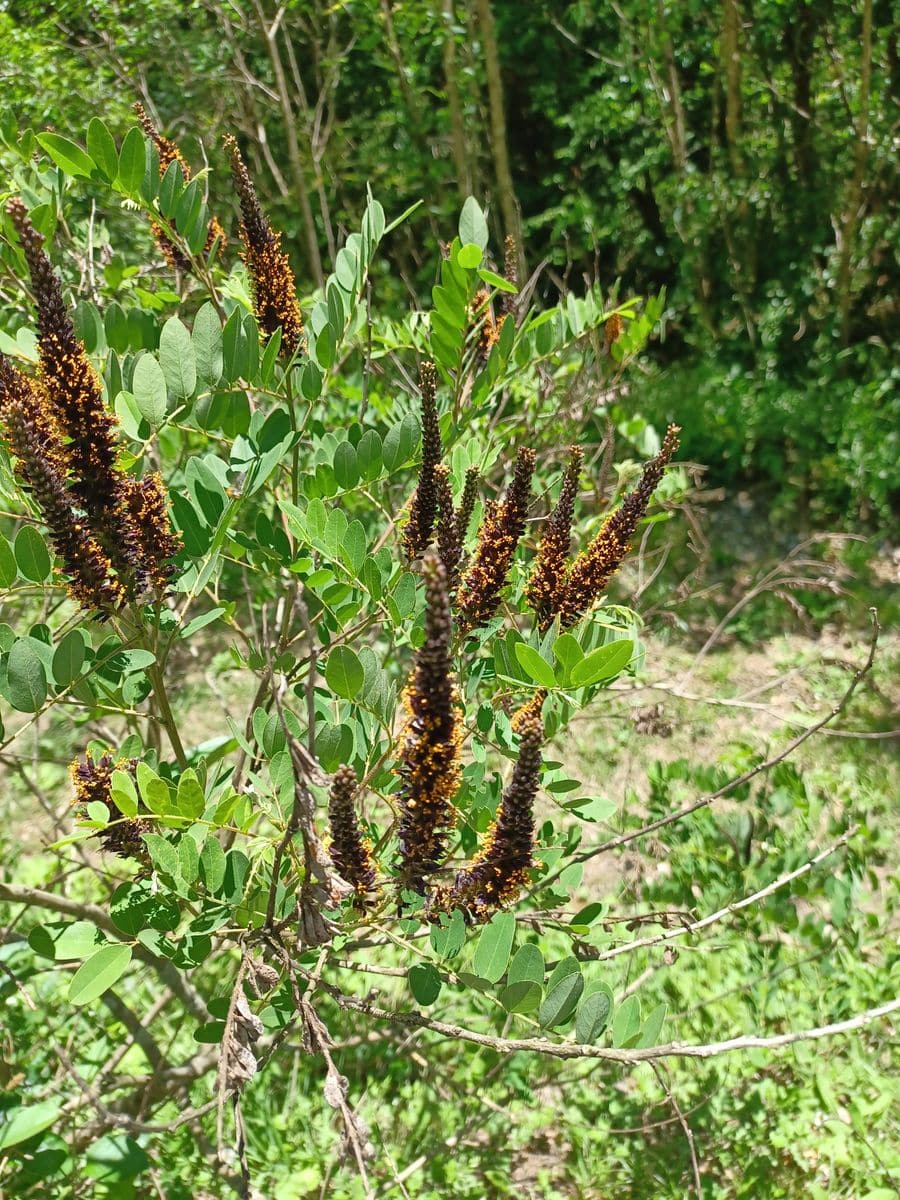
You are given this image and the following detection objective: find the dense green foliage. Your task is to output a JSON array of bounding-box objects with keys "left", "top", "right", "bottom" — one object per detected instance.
[
  {"left": 1, "top": 0, "right": 896, "bottom": 524},
  {"left": 0, "top": 5, "right": 897, "bottom": 1199}
]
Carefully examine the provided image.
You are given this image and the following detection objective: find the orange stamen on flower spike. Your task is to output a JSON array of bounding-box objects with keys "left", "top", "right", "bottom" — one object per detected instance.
[
  {"left": 123, "top": 473, "right": 182, "bottom": 594},
  {"left": 402, "top": 361, "right": 442, "bottom": 561},
  {"left": 471, "top": 287, "right": 502, "bottom": 363},
  {"left": 225, "top": 133, "right": 303, "bottom": 358},
  {"left": 433, "top": 716, "right": 543, "bottom": 923},
  {"left": 328, "top": 765, "right": 379, "bottom": 907},
  {"left": 133, "top": 102, "right": 226, "bottom": 270},
  {"left": 457, "top": 446, "right": 535, "bottom": 633},
  {"left": 6, "top": 199, "right": 145, "bottom": 592},
  {"left": 558, "top": 425, "right": 681, "bottom": 630},
  {"left": 396, "top": 554, "right": 463, "bottom": 896},
  {"left": 526, "top": 445, "right": 583, "bottom": 631},
  {"left": 0, "top": 357, "right": 126, "bottom": 612},
  {"left": 70, "top": 751, "right": 147, "bottom": 860},
  {"left": 511, "top": 688, "right": 547, "bottom": 734}
]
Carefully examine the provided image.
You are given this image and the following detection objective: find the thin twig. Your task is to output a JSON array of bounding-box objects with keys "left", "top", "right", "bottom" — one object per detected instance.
[
  {"left": 318, "top": 982, "right": 900, "bottom": 1065},
  {"left": 649, "top": 1062, "right": 703, "bottom": 1199},
  {"left": 539, "top": 609, "right": 879, "bottom": 893}
]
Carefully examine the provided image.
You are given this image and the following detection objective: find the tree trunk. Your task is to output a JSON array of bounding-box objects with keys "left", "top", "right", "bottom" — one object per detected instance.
[
  {"left": 439, "top": 0, "right": 471, "bottom": 197},
  {"left": 787, "top": 0, "right": 815, "bottom": 186},
  {"left": 722, "top": 0, "right": 743, "bottom": 177},
  {"left": 473, "top": 0, "right": 522, "bottom": 270},
  {"left": 836, "top": 0, "right": 873, "bottom": 347},
  {"left": 252, "top": 0, "right": 325, "bottom": 289}
]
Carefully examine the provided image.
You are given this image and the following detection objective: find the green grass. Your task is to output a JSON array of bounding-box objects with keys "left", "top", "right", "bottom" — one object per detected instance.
[{"left": 2, "top": 544, "right": 897, "bottom": 1199}]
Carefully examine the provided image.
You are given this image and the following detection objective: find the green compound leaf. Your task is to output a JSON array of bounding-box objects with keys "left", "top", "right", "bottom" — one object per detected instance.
[
  {"left": 575, "top": 984, "right": 614, "bottom": 1044},
  {"left": 14, "top": 525, "right": 51, "bottom": 582},
  {"left": 192, "top": 302, "right": 224, "bottom": 389},
  {"left": 430, "top": 908, "right": 466, "bottom": 960},
  {"left": 637, "top": 1001, "right": 668, "bottom": 1048},
  {"left": 0, "top": 1100, "right": 62, "bottom": 1151},
  {"left": 459, "top": 196, "right": 488, "bottom": 250},
  {"left": 408, "top": 962, "right": 442, "bottom": 1006},
  {"left": 333, "top": 441, "right": 359, "bottom": 490},
  {"left": 514, "top": 643, "right": 557, "bottom": 689},
  {"left": 499, "top": 980, "right": 542, "bottom": 1014},
  {"left": 457, "top": 242, "right": 484, "bottom": 269},
  {"left": 37, "top": 132, "right": 94, "bottom": 178},
  {"left": 472, "top": 911, "right": 515, "bottom": 983},
  {"left": 325, "top": 645, "right": 364, "bottom": 700},
  {"left": 507, "top": 943, "right": 544, "bottom": 987},
  {"left": 69, "top": 944, "right": 133, "bottom": 1006},
  {"left": 86, "top": 118, "right": 119, "bottom": 182},
  {"left": 569, "top": 639, "right": 634, "bottom": 688},
  {"left": 159, "top": 315, "right": 197, "bottom": 400},
  {"left": 117, "top": 126, "right": 147, "bottom": 195},
  {"left": 611, "top": 994, "right": 642, "bottom": 1048},
  {"left": 52, "top": 630, "right": 85, "bottom": 688},
  {"left": 132, "top": 354, "right": 168, "bottom": 426},
  {"left": 0, "top": 536, "right": 18, "bottom": 587},
  {"left": 6, "top": 637, "right": 48, "bottom": 712},
  {"left": 539, "top": 970, "right": 584, "bottom": 1028}
]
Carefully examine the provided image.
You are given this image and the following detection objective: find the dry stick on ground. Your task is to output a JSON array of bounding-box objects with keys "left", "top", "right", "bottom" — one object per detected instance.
[
  {"left": 536, "top": 608, "right": 880, "bottom": 897},
  {"left": 302, "top": 1000, "right": 375, "bottom": 1198},
  {"left": 589, "top": 827, "right": 858, "bottom": 965},
  {"left": 678, "top": 534, "right": 859, "bottom": 686},
  {"left": 650, "top": 1061, "right": 703, "bottom": 1199}
]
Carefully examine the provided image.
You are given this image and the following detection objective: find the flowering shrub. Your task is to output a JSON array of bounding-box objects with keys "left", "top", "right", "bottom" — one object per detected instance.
[{"left": 16, "top": 113, "right": 886, "bottom": 1191}]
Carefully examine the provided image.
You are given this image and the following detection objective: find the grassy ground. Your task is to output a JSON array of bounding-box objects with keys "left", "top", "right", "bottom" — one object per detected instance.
[{"left": 2, "top": 517, "right": 898, "bottom": 1198}]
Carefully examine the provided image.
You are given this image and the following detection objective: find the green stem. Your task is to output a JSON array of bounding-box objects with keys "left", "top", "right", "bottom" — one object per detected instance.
[
  {"left": 285, "top": 367, "right": 300, "bottom": 506},
  {"left": 146, "top": 660, "right": 188, "bottom": 769}
]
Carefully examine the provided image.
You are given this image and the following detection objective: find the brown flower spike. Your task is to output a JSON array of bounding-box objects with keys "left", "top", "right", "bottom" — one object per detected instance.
[
  {"left": 455, "top": 465, "right": 480, "bottom": 545},
  {"left": 432, "top": 464, "right": 464, "bottom": 595},
  {"left": 225, "top": 134, "right": 303, "bottom": 357},
  {"left": 434, "top": 716, "right": 543, "bottom": 922},
  {"left": 133, "top": 102, "right": 225, "bottom": 269},
  {"left": 497, "top": 234, "right": 518, "bottom": 320},
  {"left": 0, "top": 358, "right": 125, "bottom": 610},
  {"left": 396, "top": 555, "right": 463, "bottom": 894},
  {"left": 328, "top": 765, "right": 379, "bottom": 905},
  {"left": 6, "top": 199, "right": 144, "bottom": 589},
  {"left": 70, "top": 751, "right": 147, "bottom": 860},
  {"left": 457, "top": 447, "right": 535, "bottom": 633},
  {"left": 558, "top": 425, "right": 681, "bottom": 629},
  {"left": 123, "top": 473, "right": 182, "bottom": 593},
  {"left": 7, "top": 202, "right": 121, "bottom": 504},
  {"left": 525, "top": 445, "right": 583, "bottom": 630},
  {"left": 403, "top": 361, "right": 442, "bottom": 560},
  {"left": 471, "top": 287, "right": 503, "bottom": 363}
]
